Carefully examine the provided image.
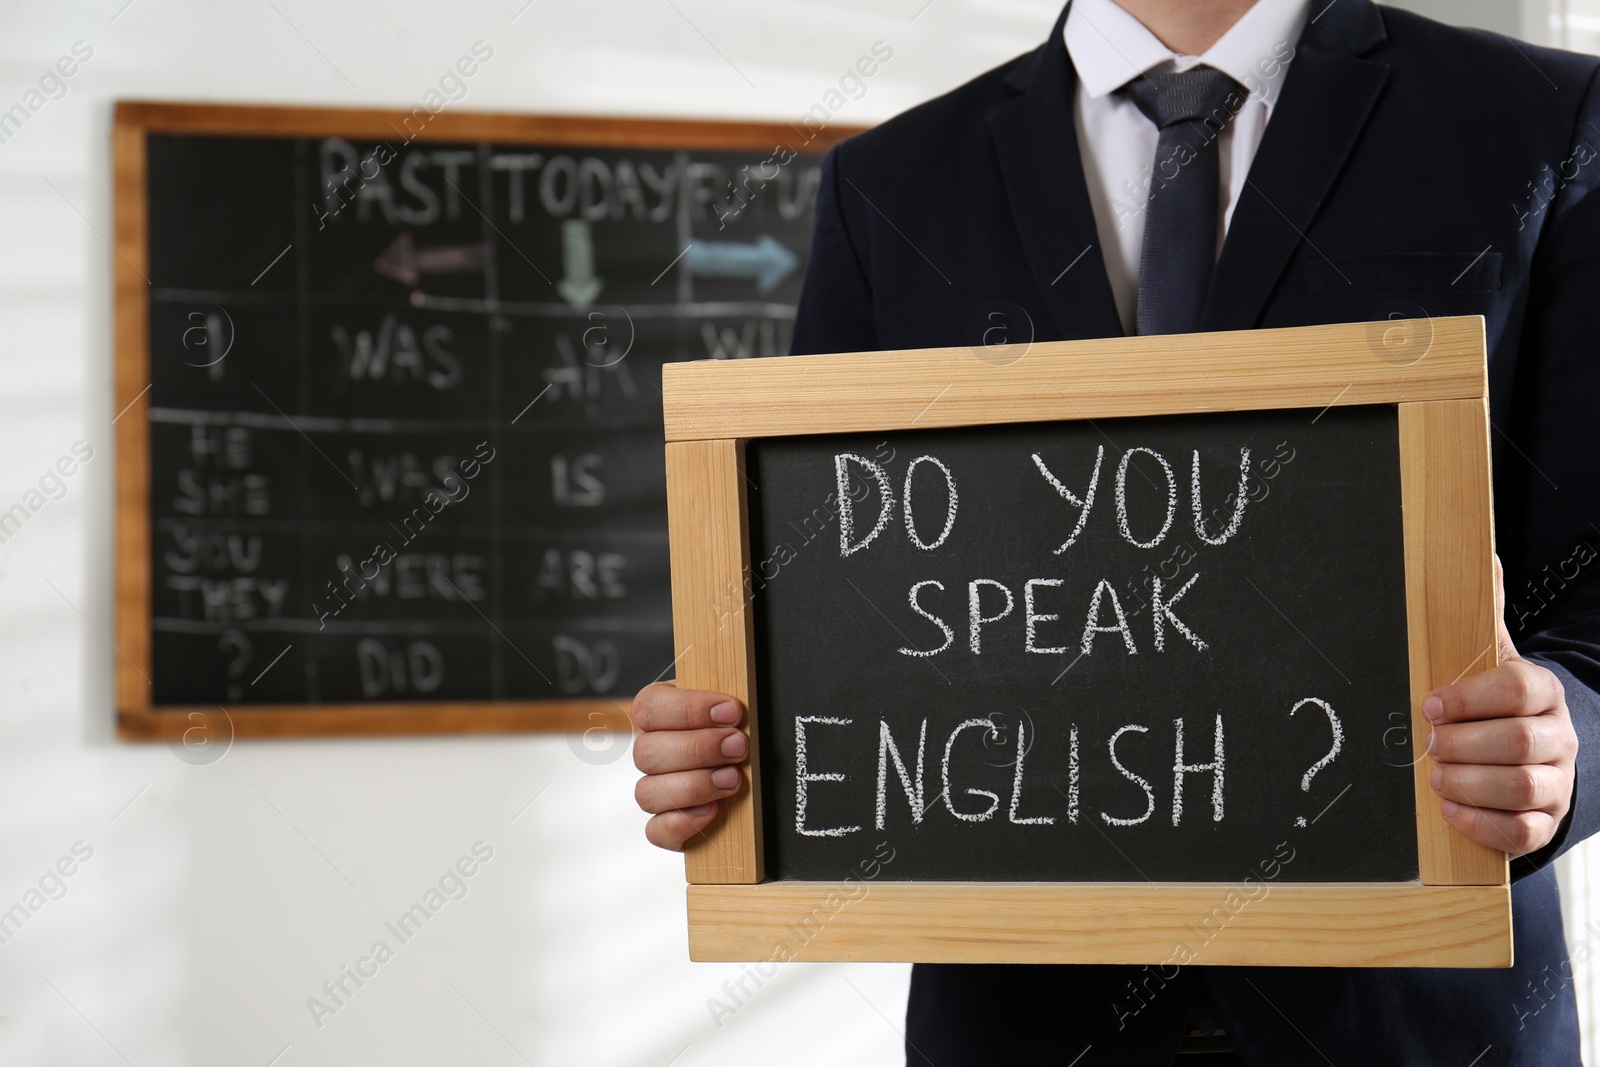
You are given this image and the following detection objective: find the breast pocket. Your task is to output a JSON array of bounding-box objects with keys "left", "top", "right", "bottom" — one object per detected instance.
[{"left": 1304, "top": 252, "right": 1503, "bottom": 294}]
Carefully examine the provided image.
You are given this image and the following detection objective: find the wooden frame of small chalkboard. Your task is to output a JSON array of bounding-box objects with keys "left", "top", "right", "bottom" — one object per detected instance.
[
  {"left": 112, "top": 100, "right": 862, "bottom": 741},
  {"left": 662, "top": 316, "right": 1513, "bottom": 968}
]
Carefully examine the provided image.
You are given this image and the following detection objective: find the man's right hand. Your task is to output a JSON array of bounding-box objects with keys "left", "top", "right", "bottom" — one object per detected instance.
[{"left": 631, "top": 681, "right": 748, "bottom": 851}]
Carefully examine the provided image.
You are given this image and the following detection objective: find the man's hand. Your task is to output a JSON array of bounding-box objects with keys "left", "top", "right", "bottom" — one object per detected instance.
[
  {"left": 1428, "top": 557, "right": 1578, "bottom": 857},
  {"left": 632, "top": 681, "right": 748, "bottom": 851}
]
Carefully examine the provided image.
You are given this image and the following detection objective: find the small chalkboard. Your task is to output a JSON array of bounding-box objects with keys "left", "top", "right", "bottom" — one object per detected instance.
[
  {"left": 664, "top": 318, "right": 1513, "bottom": 968},
  {"left": 112, "top": 102, "right": 857, "bottom": 739}
]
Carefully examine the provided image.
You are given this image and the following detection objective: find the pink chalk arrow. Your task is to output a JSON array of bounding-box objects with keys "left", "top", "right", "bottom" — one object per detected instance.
[{"left": 372, "top": 232, "right": 487, "bottom": 288}]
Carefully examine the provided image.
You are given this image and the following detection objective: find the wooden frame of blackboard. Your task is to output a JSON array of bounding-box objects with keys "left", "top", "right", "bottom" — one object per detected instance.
[
  {"left": 662, "top": 315, "right": 1513, "bottom": 967},
  {"left": 111, "top": 100, "right": 862, "bottom": 741}
]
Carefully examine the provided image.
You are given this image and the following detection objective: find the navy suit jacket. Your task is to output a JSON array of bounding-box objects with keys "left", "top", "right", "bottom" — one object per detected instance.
[{"left": 789, "top": 1, "right": 1600, "bottom": 1063}]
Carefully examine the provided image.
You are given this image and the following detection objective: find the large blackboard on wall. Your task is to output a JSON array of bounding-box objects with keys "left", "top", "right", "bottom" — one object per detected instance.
[
  {"left": 749, "top": 405, "right": 1419, "bottom": 883},
  {"left": 113, "top": 102, "right": 857, "bottom": 738}
]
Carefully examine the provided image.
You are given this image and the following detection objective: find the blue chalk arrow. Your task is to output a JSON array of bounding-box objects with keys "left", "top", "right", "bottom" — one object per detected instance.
[{"left": 685, "top": 235, "right": 798, "bottom": 294}]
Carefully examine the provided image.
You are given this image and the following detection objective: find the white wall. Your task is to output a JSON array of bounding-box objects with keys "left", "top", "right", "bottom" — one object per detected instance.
[
  {"left": 0, "top": 2, "right": 1060, "bottom": 1065},
  {"left": 0, "top": 2, "right": 1582, "bottom": 1066}
]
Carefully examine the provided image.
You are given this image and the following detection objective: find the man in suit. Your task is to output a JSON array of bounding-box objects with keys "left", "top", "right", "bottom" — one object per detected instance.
[{"left": 631, "top": 0, "right": 1600, "bottom": 1061}]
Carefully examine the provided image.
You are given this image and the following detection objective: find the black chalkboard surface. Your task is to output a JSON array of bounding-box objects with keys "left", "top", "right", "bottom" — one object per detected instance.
[
  {"left": 749, "top": 405, "right": 1418, "bottom": 882},
  {"left": 114, "top": 103, "right": 856, "bottom": 738}
]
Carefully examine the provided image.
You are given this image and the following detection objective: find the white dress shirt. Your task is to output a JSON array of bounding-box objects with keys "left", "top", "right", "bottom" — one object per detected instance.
[{"left": 1064, "top": 0, "right": 1311, "bottom": 332}]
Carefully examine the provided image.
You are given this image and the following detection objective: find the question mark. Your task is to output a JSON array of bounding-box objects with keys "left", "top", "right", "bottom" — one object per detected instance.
[
  {"left": 220, "top": 629, "right": 252, "bottom": 702},
  {"left": 1289, "top": 697, "right": 1344, "bottom": 828}
]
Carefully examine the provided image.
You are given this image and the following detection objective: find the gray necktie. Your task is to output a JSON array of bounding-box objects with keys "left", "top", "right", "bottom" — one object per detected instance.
[{"left": 1118, "top": 66, "right": 1245, "bottom": 335}]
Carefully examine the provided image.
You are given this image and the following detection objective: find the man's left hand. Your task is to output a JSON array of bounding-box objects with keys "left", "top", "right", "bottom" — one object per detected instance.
[{"left": 1427, "top": 557, "right": 1578, "bottom": 857}]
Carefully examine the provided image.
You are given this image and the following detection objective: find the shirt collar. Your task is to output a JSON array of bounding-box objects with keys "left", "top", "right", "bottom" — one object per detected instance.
[{"left": 1064, "top": 0, "right": 1310, "bottom": 113}]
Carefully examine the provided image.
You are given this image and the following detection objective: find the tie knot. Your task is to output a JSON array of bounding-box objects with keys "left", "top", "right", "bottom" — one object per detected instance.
[{"left": 1118, "top": 66, "right": 1245, "bottom": 131}]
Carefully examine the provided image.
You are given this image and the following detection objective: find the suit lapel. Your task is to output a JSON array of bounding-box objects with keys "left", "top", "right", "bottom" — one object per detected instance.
[
  {"left": 989, "top": 2, "right": 1124, "bottom": 340},
  {"left": 1200, "top": 0, "right": 1390, "bottom": 332}
]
